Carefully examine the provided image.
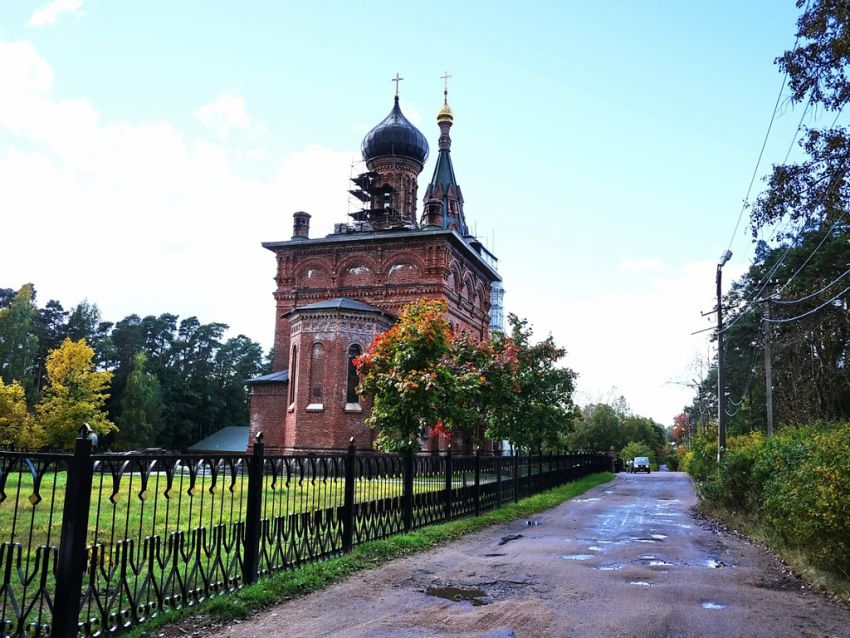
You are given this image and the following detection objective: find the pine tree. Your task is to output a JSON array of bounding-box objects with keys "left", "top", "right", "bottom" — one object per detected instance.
[
  {"left": 0, "top": 284, "right": 40, "bottom": 400},
  {"left": 114, "top": 352, "right": 162, "bottom": 450}
]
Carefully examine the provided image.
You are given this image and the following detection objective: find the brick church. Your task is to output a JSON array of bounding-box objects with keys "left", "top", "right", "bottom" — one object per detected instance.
[{"left": 247, "top": 81, "right": 504, "bottom": 451}]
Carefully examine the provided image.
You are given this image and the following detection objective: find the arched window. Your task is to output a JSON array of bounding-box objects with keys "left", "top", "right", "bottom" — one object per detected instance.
[
  {"left": 346, "top": 344, "right": 362, "bottom": 404},
  {"left": 309, "top": 342, "right": 325, "bottom": 406},
  {"left": 288, "top": 345, "right": 297, "bottom": 405}
]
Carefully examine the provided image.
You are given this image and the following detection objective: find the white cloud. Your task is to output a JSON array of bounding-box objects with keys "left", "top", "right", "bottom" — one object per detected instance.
[
  {"left": 194, "top": 94, "right": 266, "bottom": 138},
  {"left": 503, "top": 257, "right": 749, "bottom": 425},
  {"left": 27, "top": 0, "right": 83, "bottom": 28},
  {"left": 618, "top": 258, "right": 664, "bottom": 273},
  {"left": 0, "top": 39, "right": 354, "bottom": 350}
]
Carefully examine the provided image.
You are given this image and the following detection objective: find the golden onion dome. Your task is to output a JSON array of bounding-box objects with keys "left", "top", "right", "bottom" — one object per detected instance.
[{"left": 437, "top": 102, "right": 454, "bottom": 124}]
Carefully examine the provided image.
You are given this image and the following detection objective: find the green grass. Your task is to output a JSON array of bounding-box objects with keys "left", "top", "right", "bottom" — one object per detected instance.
[
  {"left": 122, "top": 472, "right": 612, "bottom": 637},
  {"left": 0, "top": 468, "right": 459, "bottom": 552},
  {"left": 696, "top": 500, "right": 850, "bottom": 604}
]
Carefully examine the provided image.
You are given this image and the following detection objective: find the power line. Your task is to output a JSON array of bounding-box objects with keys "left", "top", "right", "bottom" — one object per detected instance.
[
  {"left": 765, "top": 284, "right": 850, "bottom": 323},
  {"left": 719, "top": 166, "right": 847, "bottom": 334},
  {"left": 725, "top": 12, "right": 808, "bottom": 253},
  {"left": 727, "top": 346, "right": 762, "bottom": 409},
  {"left": 776, "top": 209, "right": 848, "bottom": 294},
  {"left": 756, "top": 107, "right": 847, "bottom": 290},
  {"left": 774, "top": 265, "right": 850, "bottom": 304},
  {"left": 733, "top": 106, "right": 846, "bottom": 310}
]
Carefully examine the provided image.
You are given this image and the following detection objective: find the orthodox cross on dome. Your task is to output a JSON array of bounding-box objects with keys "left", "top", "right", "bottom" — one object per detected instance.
[
  {"left": 441, "top": 71, "right": 452, "bottom": 102},
  {"left": 392, "top": 73, "right": 404, "bottom": 96}
]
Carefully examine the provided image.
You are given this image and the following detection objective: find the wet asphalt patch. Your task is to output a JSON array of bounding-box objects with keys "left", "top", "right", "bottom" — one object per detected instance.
[{"left": 423, "top": 585, "right": 488, "bottom": 606}]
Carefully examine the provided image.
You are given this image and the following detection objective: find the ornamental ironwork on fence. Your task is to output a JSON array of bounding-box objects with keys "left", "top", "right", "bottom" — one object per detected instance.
[{"left": 0, "top": 427, "right": 610, "bottom": 638}]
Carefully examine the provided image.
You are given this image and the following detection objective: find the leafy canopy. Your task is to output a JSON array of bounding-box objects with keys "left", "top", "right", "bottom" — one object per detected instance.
[{"left": 37, "top": 338, "right": 115, "bottom": 450}]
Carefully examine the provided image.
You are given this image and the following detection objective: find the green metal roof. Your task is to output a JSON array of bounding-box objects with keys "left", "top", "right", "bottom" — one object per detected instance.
[{"left": 187, "top": 426, "right": 249, "bottom": 453}]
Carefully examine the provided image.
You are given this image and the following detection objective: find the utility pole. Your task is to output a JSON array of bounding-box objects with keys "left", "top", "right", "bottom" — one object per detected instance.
[
  {"left": 716, "top": 250, "right": 732, "bottom": 461},
  {"left": 763, "top": 295, "right": 774, "bottom": 436}
]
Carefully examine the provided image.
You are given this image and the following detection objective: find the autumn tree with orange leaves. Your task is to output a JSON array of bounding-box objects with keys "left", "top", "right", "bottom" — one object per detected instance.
[
  {"left": 355, "top": 300, "right": 574, "bottom": 452},
  {"left": 355, "top": 299, "right": 457, "bottom": 451}
]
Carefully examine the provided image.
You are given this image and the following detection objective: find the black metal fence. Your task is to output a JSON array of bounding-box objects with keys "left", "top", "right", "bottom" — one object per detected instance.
[{"left": 0, "top": 429, "right": 610, "bottom": 638}]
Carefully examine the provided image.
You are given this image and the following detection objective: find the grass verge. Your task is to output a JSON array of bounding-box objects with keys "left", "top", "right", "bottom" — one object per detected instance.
[
  {"left": 696, "top": 500, "right": 850, "bottom": 605},
  {"left": 124, "top": 472, "right": 613, "bottom": 637}
]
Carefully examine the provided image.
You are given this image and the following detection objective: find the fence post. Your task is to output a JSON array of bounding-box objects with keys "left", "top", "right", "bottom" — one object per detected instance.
[
  {"left": 473, "top": 448, "right": 481, "bottom": 517},
  {"left": 495, "top": 449, "right": 502, "bottom": 507},
  {"left": 555, "top": 450, "right": 564, "bottom": 487},
  {"left": 538, "top": 449, "right": 544, "bottom": 494},
  {"left": 52, "top": 424, "right": 94, "bottom": 638},
  {"left": 513, "top": 453, "right": 519, "bottom": 503},
  {"left": 242, "top": 432, "right": 264, "bottom": 585},
  {"left": 342, "top": 438, "right": 356, "bottom": 553},
  {"left": 444, "top": 448, "right": 453, "bottom": 521},
  {"left": 402, "top": 445, "right": 414, "bottom": 532}
]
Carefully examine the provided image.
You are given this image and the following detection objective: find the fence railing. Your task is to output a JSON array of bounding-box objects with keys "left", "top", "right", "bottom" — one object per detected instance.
[{"left": 0, "top": 428, "right": 611, "bottom": 638}]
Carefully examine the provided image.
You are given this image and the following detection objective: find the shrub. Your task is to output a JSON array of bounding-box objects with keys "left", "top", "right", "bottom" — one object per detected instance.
[
  {"left": 712, "top": 432, "right": 764, "bottom": 510},
  {"left": 756, "top": 423, "right": 850, "bottom": 575},
  {"left": 687, "top": 422, "right": 850, "bottom": 577},
  {"left": 665, "top": 453, "right": 680, "bottom": 471},
  {"left": 683, "top": 433, "right": 717, "bottom": 483}
]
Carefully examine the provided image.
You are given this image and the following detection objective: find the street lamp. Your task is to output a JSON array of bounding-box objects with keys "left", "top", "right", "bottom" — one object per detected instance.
[{"left": 716, "top": 249, "right": 732, "bottom": 461}]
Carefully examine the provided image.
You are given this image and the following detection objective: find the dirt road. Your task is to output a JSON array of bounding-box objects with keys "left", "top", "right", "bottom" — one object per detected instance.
[{"left": 208, "top": 472, "right": 850, "bottom": 637}]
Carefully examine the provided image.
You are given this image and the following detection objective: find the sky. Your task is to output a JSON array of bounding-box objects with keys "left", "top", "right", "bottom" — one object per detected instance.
[{"left": 0, "top": 1, "right": 829, "bottom": 425}]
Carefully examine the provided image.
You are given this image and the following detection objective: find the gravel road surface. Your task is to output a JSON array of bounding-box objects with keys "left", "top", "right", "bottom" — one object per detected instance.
[{"left": 206, "top": 471, "right": 850, "bottom": 638}]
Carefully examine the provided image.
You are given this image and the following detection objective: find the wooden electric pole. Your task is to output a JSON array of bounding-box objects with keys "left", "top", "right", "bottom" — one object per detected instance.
[
  {"left": 716, "top": 250, "right": 732, "bottom": 461},
  {"left": 763, "top": 296, "right": 774, "bottom": 436}
]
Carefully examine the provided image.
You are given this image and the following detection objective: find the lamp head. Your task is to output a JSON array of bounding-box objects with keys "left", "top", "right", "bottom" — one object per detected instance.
[{"left": 718, "top": 250, "right": 732, "bottom": 267}]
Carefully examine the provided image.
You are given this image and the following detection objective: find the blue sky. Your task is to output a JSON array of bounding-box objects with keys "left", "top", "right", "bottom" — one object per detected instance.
[{"left": 0, "top": 1, "right": 824, "bottom": 423}]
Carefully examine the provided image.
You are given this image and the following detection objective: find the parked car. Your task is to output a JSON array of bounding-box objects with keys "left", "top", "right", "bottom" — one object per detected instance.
[{"left": 631, "top": 456, "right": 651, "bottom": 474}]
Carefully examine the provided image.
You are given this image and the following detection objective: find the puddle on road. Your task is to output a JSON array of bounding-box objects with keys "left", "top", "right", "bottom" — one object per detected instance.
[
  {"left": 560, "top": 554, "right": 594, "bottom": 561},
  {"left": 588, "top": 546, "right": 602, "bottom": 551},
  {"left": 574, "top": 497, "right": 601, "bottom": 503},
  {"left": 524, "top": 520, "right": 541, "bottom": 527},
  {"left": 596, "top": 564, "right": 627, "bottom": 571},
  {"left": 648, "top": 560, "right": 675, "bottom": 566},
  {"left": 498, "top": 534, "right": 523, "bottom": 546},
  {"left": 630, "top": 581, "right": 653, "bottom": 586},
  {"left": 701, "top": 602, "right": 727, "bottom": 609},
  {"left": 651, "top": 534, "right": 668, "bottom": 540},
  {"left": 424, "top": 585, "right": 487, "bottom": 606},
  {"left": 639, "top": 554, "right": 657, "bottom": 560},
  {"left": 635, "top": 537, "right": 660, "bottom": 543},
  {"left": 704, "top": 559, "right": 732, "bottom": 569}
]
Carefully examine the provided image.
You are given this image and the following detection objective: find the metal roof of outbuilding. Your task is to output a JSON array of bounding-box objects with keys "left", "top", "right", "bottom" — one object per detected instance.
[{"left": 187, "top": 426, "right": 249, "bottom": 453}]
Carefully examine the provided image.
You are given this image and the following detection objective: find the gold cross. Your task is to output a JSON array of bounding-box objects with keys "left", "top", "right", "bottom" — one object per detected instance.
[
  {"left": 441, "top": 71, "right": 452, "bottom": 93},
  {"left": 392, "top": 73, "right": 404, "bottom": 96}
]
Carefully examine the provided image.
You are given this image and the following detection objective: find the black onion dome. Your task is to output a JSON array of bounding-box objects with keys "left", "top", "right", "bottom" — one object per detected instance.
[{"left": 361, "top": 97, "right": 429, "bottom": 164}]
